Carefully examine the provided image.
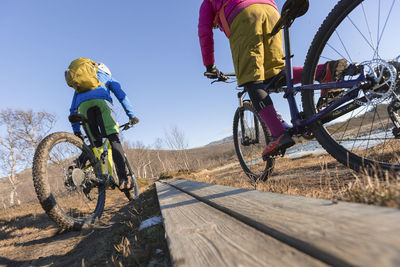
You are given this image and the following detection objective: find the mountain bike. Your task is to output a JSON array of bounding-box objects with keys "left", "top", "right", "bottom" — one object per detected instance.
[
  {"left": 32, "top": 114, "right": 139, "bottom": 230},
  {"left": 206, "top": 0, "right": 400, "bottom": 181}
]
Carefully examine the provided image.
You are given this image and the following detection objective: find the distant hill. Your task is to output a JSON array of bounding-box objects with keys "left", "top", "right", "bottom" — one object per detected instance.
[{"left": 205, "top": 135, "right": 233, "bottom": 147}]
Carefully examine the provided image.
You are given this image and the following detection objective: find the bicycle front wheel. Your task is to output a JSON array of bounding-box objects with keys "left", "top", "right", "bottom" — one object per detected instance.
[
  {"left": 233, "top": 102, "right": 275, "bottom": 181},
  {"left": 302, "top": 0, "right": 400, "bottom": 172},
  {"left": 32, "top": 132, "right": 105, "bottom": 230}
]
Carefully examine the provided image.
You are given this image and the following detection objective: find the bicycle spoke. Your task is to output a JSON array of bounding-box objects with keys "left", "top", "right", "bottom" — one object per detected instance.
[
  {"left": 377, "top": 0, "right": 395, "bottom": 58},
  {"left": 325, "top": 42, "right": 350, "bottom": 62},
  {"left": 335, "top": 30, "right": 353, "bottom": 63},
  {"left": 233, "top": 103, "right": 273, "bottom": 181},
  {"left": 361, "top": 3, "right": 376, "bottom": 51},
  {"left": 47, "top": 141, "right": 99, "bottom": 220},
  {"left": 347, "top": 16, "right": 377, "bottom": 57}
]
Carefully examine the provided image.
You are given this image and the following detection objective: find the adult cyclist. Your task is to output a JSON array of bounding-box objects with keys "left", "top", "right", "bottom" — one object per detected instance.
[
  {"left": 66, "top": 58, "right": 139, "bottom": 190},
  {"left": 198, "top": 0, "right": 347, "bottom": 157}
]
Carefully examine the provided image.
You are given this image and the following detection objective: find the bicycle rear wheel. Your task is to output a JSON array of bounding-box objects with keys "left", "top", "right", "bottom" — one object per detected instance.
[
  {"left": 32, "top": 132, "right": 105, "bottom": 230},
  {"left": 233, "top": 102, "right": 275, "bottom": 181},
  {"left": 302, "top": 0, "right": 400, "bottom": 172}
]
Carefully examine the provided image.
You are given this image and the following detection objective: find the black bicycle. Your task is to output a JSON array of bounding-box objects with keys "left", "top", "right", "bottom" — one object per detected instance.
[
  {"left": 32, "top": 114, "right": 139, "bottom": 230},
  {"left": 207, "top": 0, "right": 400, "bottom": 181}
]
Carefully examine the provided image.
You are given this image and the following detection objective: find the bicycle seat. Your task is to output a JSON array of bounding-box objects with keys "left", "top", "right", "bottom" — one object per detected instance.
[
  {"left": 68, "top": 114, "right": 88, "bottom": 123},
  {"left": 271, "top": 0, "right": 309, "bottom": 36}
]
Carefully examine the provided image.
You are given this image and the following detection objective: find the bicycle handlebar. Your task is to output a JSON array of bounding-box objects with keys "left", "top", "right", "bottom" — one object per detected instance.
[
  {"left": 204, "top": 71, "right": 236, "bottom": 83},
  {"left": 120, "top": 123, "right": 134, "bottom": 131}
]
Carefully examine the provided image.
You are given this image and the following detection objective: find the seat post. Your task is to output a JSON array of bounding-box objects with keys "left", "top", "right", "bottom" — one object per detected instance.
[
  {"left": 81, "top": 123, "right": 96, "bottom": 148},
  {"left": 283, "top": 25, "right": 293, "bottom": 90},
  {"left": 283, "top": 25, "right": 301, "bottom": 124}
]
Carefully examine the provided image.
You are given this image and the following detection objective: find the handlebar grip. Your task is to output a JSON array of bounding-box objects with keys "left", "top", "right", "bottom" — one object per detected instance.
[
  {"left": 204, "top": 72, "right": 218, "bottom": 79},
  {"left": 120, "top": 123, "right": 132, "bottom": 131}
]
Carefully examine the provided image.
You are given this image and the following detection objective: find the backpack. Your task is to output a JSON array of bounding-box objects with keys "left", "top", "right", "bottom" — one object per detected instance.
[
  {"left": 210, "top": 0, "right": 231, "bottom": 37},
  {"left": 65, "top": 58, "right": 102, "bottom": 93}
]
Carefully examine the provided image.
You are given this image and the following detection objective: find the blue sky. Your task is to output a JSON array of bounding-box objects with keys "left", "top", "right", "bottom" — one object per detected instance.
[{"left": 1, "top": 0, "right": 339, "bottom": 148}]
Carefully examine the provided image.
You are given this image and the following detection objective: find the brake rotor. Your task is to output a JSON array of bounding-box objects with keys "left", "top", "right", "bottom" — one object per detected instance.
[{"left": 355, "top": 59, "right": 397, "bottom": 106}]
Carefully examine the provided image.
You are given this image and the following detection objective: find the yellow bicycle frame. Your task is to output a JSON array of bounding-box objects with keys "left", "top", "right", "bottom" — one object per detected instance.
[{"left": 92, "top": 139, "right": 114, "bottom": 176}]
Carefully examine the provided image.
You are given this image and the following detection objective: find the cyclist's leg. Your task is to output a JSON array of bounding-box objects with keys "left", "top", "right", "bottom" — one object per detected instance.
[
  {"left": 75, "top": 101, "right": 105, "bottom": 168},
  {"left": 229, "top": 4, "right": 294, "bottom": 157},
  {"left": 107, "top": 133, "right": 130, "bottom": 189},
  {"left": 229, "top": 4, "right": 284, "bottom": 86},
  {"left": 78, "top": 100, "right": 108, "bottom": 146},
  {"left": 292, "top": 61, "right": 348, "bottom": 85},
  {"left": 229, "top": 3, "right": 284, "bottom": 131},
  {"left": 245, "top": 82, "right": 295, "bottom": 157},
  {"left": 245, "top": 82, "right": 283, "bottom": 136},
  {"left": 83, "top": 100, "right": 131, "bottom": 189},
  {"left": 79, "top": 99, "right": 130, "bottom": 188}
]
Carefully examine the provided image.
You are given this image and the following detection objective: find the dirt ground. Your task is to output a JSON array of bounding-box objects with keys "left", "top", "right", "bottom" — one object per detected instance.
[
  {"left": 0, "top": 182, "right": 169, "bottom": 267},
  {"left": 0, "top": 152, "right": 395, "bottom": 266}
]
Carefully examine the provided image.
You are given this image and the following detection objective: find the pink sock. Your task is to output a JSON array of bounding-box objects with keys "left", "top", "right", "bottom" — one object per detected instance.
[
  {"left": 258, "top": 105, "right": 284, "bottom": 137},
  {"left": 292, "top": 64, "right": 325, "bottom": 84}
]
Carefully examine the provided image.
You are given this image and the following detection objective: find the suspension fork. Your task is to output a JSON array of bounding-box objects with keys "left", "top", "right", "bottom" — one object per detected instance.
[
  {"left": 237, "top": 91, "right": 260, "bottom": 144},
  {"left": 238, "top": 91, "right": 246, "bottom": 139}
]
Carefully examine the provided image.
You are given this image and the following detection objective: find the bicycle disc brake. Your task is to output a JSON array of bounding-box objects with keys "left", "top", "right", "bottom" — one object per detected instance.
[
  {"left": 71, "top": 168, "right": 85, "bottom": 188},
  {"left": 355, "top": 59, "right": 397, "bottom": 106}
]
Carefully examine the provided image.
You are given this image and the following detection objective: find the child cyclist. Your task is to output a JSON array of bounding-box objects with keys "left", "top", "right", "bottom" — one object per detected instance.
[
  {"left": 198, "top": 0, "right": 347, "bottom": 158},
  {"left": 66, "top": 58, "right": 139, "bottom": 190}
]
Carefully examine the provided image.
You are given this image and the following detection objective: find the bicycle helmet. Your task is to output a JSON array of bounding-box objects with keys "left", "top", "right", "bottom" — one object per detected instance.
[{"left": 97, "top": 62, "right": 112, "bottom": 76}]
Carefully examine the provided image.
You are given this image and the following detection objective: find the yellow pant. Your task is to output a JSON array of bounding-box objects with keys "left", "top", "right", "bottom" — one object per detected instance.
[{"left": 229, "top": 4, "right": 285, "bottom": 86}]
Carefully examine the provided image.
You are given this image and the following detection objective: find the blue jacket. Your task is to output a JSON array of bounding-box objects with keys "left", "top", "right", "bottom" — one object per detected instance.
[{"left": 69, "top": 70, "right": 135, "bottom": 133}]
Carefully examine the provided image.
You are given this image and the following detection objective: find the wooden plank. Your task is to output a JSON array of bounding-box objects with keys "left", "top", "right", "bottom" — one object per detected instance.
[
  {"left": 156, "top": 182, "right": 327, "bottom": 267},
  {"left": 165, "top": 179, "right": 400, "bottom": 267}
]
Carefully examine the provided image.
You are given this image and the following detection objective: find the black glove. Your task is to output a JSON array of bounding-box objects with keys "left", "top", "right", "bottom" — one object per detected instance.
[
  {"left": 74, "top": 131, "right": 84, "bottom": 140},
  {"left": 129, "top": 117, "right": 139, "bottom": 125},
  {"left": 204, "top": 64, "right": 220, "bottom": 78}
]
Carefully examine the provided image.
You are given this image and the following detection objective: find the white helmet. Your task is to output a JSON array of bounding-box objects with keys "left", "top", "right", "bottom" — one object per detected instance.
[{"left": 97, "top": 62, "right": 112, "bottom": 76}]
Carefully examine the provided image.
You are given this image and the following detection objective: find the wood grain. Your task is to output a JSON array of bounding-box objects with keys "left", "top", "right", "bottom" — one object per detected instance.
[
  {"left": 162, "top": 179, "right": 400, "bottom": 267},
  {"left": 156, "top": 181, "right": 327, "bottom": 267}
]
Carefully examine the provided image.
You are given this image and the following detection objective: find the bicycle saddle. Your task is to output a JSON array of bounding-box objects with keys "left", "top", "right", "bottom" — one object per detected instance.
[
  {"left": 68, "top": 113, "right": 88, "bottom": 123},
  {"left": 271, "top": 0, "right": 309, "bottom": 36}
]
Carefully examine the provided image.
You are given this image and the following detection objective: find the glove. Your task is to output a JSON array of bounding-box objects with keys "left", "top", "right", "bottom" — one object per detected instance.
[
  {"left": 129, "top": 117, "right": 139, "bottom": 125},
  {"left": 204, "top": 64, "right": 220, "bottom": 78},
  {"left": 74, "top": 131, "right": 84, "bottom": 140}
]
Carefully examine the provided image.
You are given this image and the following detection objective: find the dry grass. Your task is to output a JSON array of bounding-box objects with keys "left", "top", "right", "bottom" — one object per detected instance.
[
  {"left": 179, "top": 153, "right": 400, "bottom": 209},
  {"left": 109, "top": 181, "right": 170, "bottom": 266}
]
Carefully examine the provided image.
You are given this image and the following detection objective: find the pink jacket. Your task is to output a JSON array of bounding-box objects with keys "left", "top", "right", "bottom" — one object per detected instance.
[{"left": 198, "top": 0, "right": 278, "bottom": 66}]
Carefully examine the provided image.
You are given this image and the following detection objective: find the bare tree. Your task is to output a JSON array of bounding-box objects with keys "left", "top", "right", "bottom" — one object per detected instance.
[
  {"left": 164, "top": 125, "right": 190, "bottom": 171},
  {"left": 0, "top": 109, "right": 56, "bottom": 206},
  {"left": 125, "top": 141, "right": 155, "bottom": 179},
  {"left": 153, "top": 138, "right": 167, "bottom": 172}
]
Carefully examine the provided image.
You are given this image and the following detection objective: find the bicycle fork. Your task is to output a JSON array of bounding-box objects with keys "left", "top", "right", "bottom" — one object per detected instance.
[{"left": 238, "top": 91, "right": 260, "bottom": 146}]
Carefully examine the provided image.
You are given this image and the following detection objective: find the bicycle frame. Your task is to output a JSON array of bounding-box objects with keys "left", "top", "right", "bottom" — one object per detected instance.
[
  {"left": 92, "top": 139, "right": 114, "bottom": 177},
  {"left": 277, "top": 26, "right": 369, "bottom": 134},
  {"left": 79, "top": 120, "right": 117, "bottom": 187}
]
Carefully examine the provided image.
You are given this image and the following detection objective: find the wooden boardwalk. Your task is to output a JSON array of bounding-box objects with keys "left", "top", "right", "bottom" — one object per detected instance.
[{"left": 156, "top": 179, "right": 400, "bottom": 267}]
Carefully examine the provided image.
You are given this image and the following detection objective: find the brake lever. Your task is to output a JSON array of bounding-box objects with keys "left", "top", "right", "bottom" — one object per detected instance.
[{"left": 120, "top": 123, "right": 132, "bottom": 131}]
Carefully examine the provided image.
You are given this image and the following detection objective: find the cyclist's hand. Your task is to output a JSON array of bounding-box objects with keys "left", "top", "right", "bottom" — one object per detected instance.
[
  {"left": 129, "top": 117, "right": 139, "bottom": 125},
  {"left": 204, "top": 64, "right": 220, "bottom": 79},
  {"left": 74, "top": 131, "right": 84, "bottom": 140}
]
